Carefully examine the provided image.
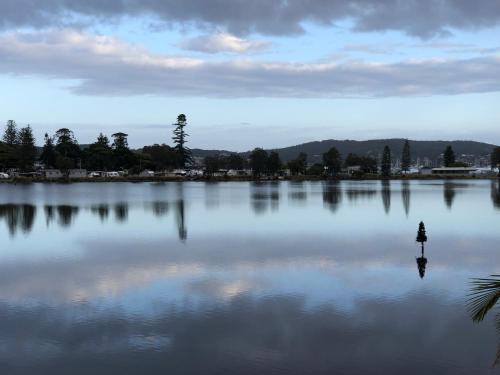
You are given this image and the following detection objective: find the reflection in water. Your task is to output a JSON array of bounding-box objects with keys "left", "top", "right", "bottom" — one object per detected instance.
[
  {"left": 150, "top": 201, "right": 169, "bottom": 217},
  {"left": 288, "top": 181, "right": 307, "bottom": 203},
  {"left": 468, "top": 276, "right": 500, "bottom": 366},
  {"left": 45, "top": 205, "right": 79, "bottom": 228},
  {"left": 322, "top": 181, "right": 342, "bottom": 212},
  {"left": 401, "top": 181, "right": 410, "bottom": 217},
  {"left": 114, "top": 203, "right": 129, "bottom": 222},
  {"left": 444, "top": 182, "right": 456, "bottom": 209},
  {"left": 345, "top": 189, "right": 377, "bottom": 201},
  {"left": 0, "top": 204, "right": 37, "bottom": 235},
  {"left": 91, "top": 204, "right": 110, "bottom": 221},
  {"left": 175, "top": 200, "right": 187, "bottom": 241},
  {"left": 491, "top": 181, "right": 500, "bottom": 209},
  {"left": 381, "top": 180, "right": 391, "bottom": 214},
  {"left": 250, "top": 182, "right": 280, "bottom": 214},
  {"left": 416, "top": 221, "right": 428, "bottom": 279}
]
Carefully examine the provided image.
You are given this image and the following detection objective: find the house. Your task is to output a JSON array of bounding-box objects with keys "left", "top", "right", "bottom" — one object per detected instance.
[
  {"left": 346, "top": 166, "right": 362, "bottom": 174},
  {"left": 104, "top": 171, "right": 120, "bottom": 178},
  {"left": 431, "top": 167, "right": 478, "bottom": 176},
  {"left": 44, "top": 169, "right": 63, "bottom": 179},
  {"left": 419, "top": 166, "right": 433, "bottom": 175},
  {"left": 69, "top": 169, "right": 87, "bottom": 178},
  {"left": 139, "top": 170, "right": 155, "bottom": 177}
]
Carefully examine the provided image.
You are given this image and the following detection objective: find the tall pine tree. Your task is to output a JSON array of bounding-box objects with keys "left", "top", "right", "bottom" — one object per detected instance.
[
  {"left": 172, "top": 114, "right": 192, "bottom": 168},
  {"left": 40, "top": 133, "right": 57, "bottom": 168},
  {"left": 401, "top": 139, "right": 411, "bottom": 173},
  {"left": 17, "top": 125, "right": 36, "bottom": 171},
  {"left": 3, "top": 120, "right": 18, "bottom": 146},
  {"left": 443, "top": 145, "right": 455, "bottom": 167},
  {"left": 381, "top": 145, "right": 392, "bottom": 177}
]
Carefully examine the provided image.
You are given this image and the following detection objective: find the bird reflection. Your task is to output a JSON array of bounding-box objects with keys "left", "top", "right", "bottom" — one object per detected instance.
[
  {"left": 468, "top": 275, "right": 500, "bottom": 366},
  {"left": 401, "top": 181, "right": 410, "bottom": 217},
  {"left": 0, "top": 204, "right": 37, "bottom": 235},
  {"left": 416, "top": 221, "right": 428, "bottom": 279},
  {"left": 322, "top": 181, "right": 342, "bottom": 212},
  {"left": 381, "top": 180, "right": 391, "bottom": 214},
  {"left": 491, "top": 180, "right": 500, "bottom": 209},
  {"left": 443, "top": 182, "right": 456, "bottom": 209}
]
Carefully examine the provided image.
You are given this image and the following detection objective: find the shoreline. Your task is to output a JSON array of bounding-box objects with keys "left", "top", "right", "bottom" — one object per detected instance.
[{"left": 1, "top": 175, "right": 498, "bottom": 184}]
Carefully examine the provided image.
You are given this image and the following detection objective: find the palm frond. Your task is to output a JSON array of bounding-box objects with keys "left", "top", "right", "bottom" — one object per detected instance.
[{"left": 467, "top": 276, "right": 500, "bottom": 322}]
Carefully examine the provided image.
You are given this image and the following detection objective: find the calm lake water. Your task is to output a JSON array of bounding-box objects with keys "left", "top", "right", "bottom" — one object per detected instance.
[{"left": 1, "top": 180, "right": 500, "bottom": 374}]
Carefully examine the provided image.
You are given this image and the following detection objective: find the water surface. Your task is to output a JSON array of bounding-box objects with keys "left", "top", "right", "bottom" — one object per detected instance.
[{"left": 1, "top": 180, "right": 500, "bottom": 374}]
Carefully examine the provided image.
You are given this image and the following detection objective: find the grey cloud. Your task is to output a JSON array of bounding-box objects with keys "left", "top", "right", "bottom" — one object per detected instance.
[
  {"left": 1, "top": 0, "right": 500, "bottom": 38},
  {"left": 1, "top": 30, "right": 500, "bottom": 98}
]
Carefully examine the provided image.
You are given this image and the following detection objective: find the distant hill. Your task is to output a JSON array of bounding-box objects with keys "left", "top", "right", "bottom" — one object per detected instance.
[{"left": 192, "top": 139, "right": 497, "bottom": 164}]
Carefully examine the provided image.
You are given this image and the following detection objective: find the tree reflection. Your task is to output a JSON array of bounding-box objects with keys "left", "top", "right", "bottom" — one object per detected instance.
[
  {"left": 114, "top": 203, "right": 128, "bottom": 222},
  {"left": 401, "top": 181, "right": 410, "bottom": 217},
  {"left": 175, "top": 200, "right": 187, "bottom": 241},
  {"left": 443, "top": 182, "right": 456, "bottom": 209},
  {"left": 250, "top": 182, "right": 280, "bottom": 214},
  {"left": 491, "top": 180, "right": 500, "bottom": 210},
  {"left": 57, "top": 205, "right": 79, "bottom": 227},
  {"left": 0, "top": 204, "right": 37, "bottom": 235},
  {"left": 468, "top": 275, "right": 500, "bottom": 366},
  {"left": 91, "top": 204, "right": 110, "bottom": 221},
  {"left": 381, "top": 180, "right": 391, "bottom": 214},
  {"left": 175, "top": 183, "right": 187, "bottom": 241},
  {"left": 416, "top": 221, "right": 428, "bottom": 279},
  {"left": 322, "top": 181, "right": 342, "bottom": 213},
  {"left": 151, "top": 201, "right": 169, "bottom": 217}
]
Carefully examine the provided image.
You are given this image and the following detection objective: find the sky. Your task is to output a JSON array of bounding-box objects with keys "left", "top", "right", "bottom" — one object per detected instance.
[{"left": 0, "top": 0, "right": 500, "bottom": 150}]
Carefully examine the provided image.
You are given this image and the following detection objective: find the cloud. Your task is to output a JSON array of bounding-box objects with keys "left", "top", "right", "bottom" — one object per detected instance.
[
  {"left": 1, "top": 0, "right": 500, "bottom": 38},
  {"left": 178, "top": 32, "right": 270, "bottom": 54},
  {"left": 1, "top": 30, "right": 500, "bottom": 98}
]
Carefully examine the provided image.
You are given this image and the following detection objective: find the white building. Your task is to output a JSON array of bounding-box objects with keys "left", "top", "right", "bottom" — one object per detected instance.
[
  {"left": 44, "top": 169, "right": 63, "bottom": 179},
  {"left": 69, "top": 169, "right": 87, "bottom": 178},
  {"left": 431, "top": 167, "right": 478, "bottom": 176}
]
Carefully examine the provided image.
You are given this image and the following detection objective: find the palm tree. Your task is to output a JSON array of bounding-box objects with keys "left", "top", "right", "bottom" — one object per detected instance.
[{"left": 468, "top": 276, "right": 500, "bottom": 366}]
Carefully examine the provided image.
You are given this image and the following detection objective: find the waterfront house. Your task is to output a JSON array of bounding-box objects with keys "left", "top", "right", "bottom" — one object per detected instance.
[
  {"left": 44, "top": 169, "right": 63, "bottom": 179},
  {"left": 431, "top": 167, "right": 477, "bottom": 176},
  {"left": 139, "top": 170, "right": 155, "bottom": 177},
  {"left": 69, "top": 169, "right": 87, "bottom": 178}
]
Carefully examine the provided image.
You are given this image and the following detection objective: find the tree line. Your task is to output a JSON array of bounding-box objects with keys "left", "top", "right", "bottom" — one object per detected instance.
[
  {"left": 1, "top": 116, "right": 498, "bottom": 177},
  {"left": 0, "top": 115, "right": 192, "bottom": 173}
]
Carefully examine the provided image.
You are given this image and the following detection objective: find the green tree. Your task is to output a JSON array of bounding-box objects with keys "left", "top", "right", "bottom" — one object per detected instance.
[
  {"left": 17, "top": 125, "right": 36, "bottom": 171},
  {"left": 227, "top": 153, "right": 245, "bottom": 170},
  {"left": 443, "top": 145, "right": 455, "bottom": 167},
  {"left": 40, "top": 133, "right": 57, "bottom": 168},
  {"left": 381, "top": 145, "right": 392, "bottom": 177},
  {"left": 172, "top": 114, "right": 192, "bottom": 168},
  {"left": 2, "top": 120, "right": 19, "bottom": 168},
  {"left": 401, "top": 139, "right": 411, "bottom": 173},
  {"left": 322, "top": 147, "right": 342, "bottom": 175},
  {"left": 288, "top": 152, "right": 307, "bottom": 176},
  {"left": 3, "top": 120, "right": 18, "bottom": 146},
  {"left": 307, "top": 163, "right": 325, "bottom": 176},
  {"left": 112, "top": 132, "right": 137, "bottom": 170},
  {"left": 249, "top": 148, "right": 268, "bottom": 176},
  {"left": 54, "top": 128, "right": 80, "bottom": 162},
  {"left": 267, "top": 151, "right": 282, "bottom": 175},
  {"left": 142, "top": 144, "right": 177, "bottom": 171},
  {"left": 204, "top": 154, "right": 223, "bottom": 176},
  {"left": 491, "top": 147, "right": 500, "bottom": 175},
  {"left": 86, "top": 133, "right": 114, "bottom": 170}
]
